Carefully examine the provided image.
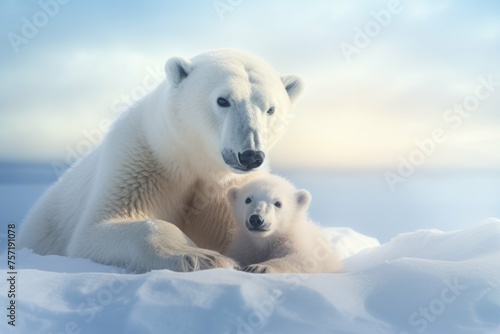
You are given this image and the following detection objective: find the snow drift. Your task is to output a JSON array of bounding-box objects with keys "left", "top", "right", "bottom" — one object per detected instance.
[{"left": 1, "top": 219, "right": 500, "bottom": 334}]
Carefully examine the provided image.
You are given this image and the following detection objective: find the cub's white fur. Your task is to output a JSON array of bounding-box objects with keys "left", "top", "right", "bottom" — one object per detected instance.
[
  {"left": 225, "top": 174, "right": 342, "bottom": 273},
  {"left": 18, "top": 49, "right": 304, "bottom": 272}
]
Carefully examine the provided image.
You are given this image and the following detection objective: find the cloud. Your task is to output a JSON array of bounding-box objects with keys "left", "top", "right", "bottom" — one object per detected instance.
[{"left": 0, "top": 0, "right": 498, "bottom": 170}]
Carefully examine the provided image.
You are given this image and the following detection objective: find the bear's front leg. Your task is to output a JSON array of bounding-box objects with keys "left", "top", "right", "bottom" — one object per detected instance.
[{"left": 68, "top": 219, "right": 238, "bottom": 272}]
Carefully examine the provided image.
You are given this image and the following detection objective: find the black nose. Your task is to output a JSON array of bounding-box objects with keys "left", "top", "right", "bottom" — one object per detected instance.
[
  {"left": 249, "top": 214, "right": 264, "bottom": 228},
  {"left": 238, "top": 150, "right": 265, "bottom": 170}
]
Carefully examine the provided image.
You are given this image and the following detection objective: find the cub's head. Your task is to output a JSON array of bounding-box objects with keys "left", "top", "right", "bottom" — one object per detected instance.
[
  {"left": 164, "top": 49, "right": 304, "bottom": 174},
  {"left": 227, "top": 175, "right": 311, "bottom": 238}
]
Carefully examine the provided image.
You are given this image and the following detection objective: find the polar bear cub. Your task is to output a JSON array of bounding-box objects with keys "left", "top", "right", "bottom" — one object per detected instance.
[{"left": 225, "top": 174, "right": 342, "bottom": 273}]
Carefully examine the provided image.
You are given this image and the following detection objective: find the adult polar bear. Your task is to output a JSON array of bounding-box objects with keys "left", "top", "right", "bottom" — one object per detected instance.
[{"left": 19, "top": 49, "right": 304, "bottom": 272}]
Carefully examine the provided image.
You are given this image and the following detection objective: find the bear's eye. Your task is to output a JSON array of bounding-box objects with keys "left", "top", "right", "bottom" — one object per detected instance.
[
  {"left": 245, "top": 197, "right": 252, "bottom": 204},
  {"left": 266, "top": 107, "right": 275, "bottom": 115},
  {"left": 274, "top": 201, "right": 282, "bottom": 208},
  {"left": 217, "top": 97, "right": 230, "bottom": 107}
]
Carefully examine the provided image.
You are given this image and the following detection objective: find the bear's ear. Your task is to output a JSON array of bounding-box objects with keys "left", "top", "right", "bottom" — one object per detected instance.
[
  {"left": 295, "top": 189, "right": 311, "bottom": 210},
  {"left": 165, "top": 57, "right": 193, "bottom": 87},
  {"left": 281, "top": 75, "right": 304, "bottom": 103},
  {"left": 227, "top": 187, "right": 239, "bottom": 203}
]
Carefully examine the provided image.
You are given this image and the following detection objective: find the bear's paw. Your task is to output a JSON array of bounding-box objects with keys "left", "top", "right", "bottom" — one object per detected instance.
[
  {"left": 242, "top": 264, "right": 271, "bottom": 274},
  {"left": 176, "top": 249, "right": 239, "bottom": 272}
]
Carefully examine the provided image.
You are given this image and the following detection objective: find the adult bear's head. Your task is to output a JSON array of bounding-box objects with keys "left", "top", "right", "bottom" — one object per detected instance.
[{"left": 163, "top": 49, "right": 303, "bottom": 174}]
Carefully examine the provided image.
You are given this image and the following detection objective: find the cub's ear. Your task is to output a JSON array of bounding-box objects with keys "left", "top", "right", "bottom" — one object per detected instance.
[
  {"left": 295, "top": 189, "right": 311, "bottom": 210},
  {"left": 165, "top": 56, "right": 193, "bottom": 87},
  {"left": 281, "top": 75, "right": 304, "bottom": 103},
  {"left": 227, "top": 187, "right": 239, "bottom": 203}
]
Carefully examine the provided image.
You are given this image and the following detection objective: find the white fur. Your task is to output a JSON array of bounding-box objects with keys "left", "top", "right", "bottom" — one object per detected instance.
[
  {"left": 225, "top": 174, "right": 342, "bottom": 274},
  {"left": 18, "top": 49, "right": 304, "bottom": 272}
]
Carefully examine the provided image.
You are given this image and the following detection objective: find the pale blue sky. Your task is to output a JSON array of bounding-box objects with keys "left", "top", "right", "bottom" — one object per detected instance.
[{"left": 1, "top": 0, "right": 499, "bottom": 170}]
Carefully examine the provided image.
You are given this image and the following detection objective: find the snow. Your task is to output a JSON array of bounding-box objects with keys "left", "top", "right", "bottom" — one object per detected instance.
[
  {"left": 2, "top": 219, "right": 500, "bottom": 334},
  {"left": 1, "top": 166, "right": 499, "bottom": 333}
]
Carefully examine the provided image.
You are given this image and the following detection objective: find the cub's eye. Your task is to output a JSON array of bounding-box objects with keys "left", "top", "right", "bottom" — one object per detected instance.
[
  {"left": 245, "top": 197, "right": 252, "bottom": 204},
  {"left": 217, "top": 97, "right": 230, "bottom": 107},
  {"left": 274, "top": 201, "right": 282, "bottom": 208},
  {"left": 266, "top": 107, "right": 275, "bottom": 115}
]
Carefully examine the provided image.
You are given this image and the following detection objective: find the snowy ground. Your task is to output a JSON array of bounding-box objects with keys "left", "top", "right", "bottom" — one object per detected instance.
[
  {"left": 1, "top": 220, "right": 499, "bottom": 334},
  {"left": 1, "top": 165, "right": 500, "bottom": 333}
]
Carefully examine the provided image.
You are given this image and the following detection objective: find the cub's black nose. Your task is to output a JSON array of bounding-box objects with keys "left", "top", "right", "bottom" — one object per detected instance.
[
  {"left": 238, "top": 150, "right": 265, "bottom": 170},
  {"left": 249, "top": 214, "right": 264, "bottom": 228}
]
